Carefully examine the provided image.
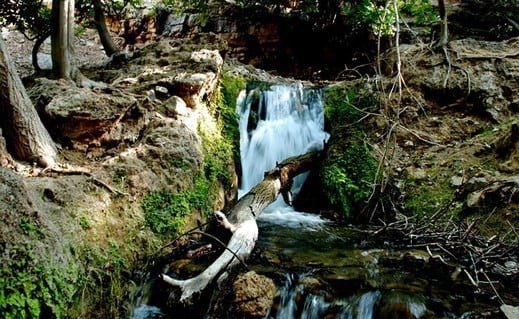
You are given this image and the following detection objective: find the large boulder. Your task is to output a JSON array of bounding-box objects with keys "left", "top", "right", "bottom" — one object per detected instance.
[
  {"left": 232, "top": 271, "right": 276, "bottom": 318},
  {"left": 399, "top": 37, "right": 519, "bottom": 122},
  {"left": 29, "top": 78, "right": 143, "bottom": 148}
]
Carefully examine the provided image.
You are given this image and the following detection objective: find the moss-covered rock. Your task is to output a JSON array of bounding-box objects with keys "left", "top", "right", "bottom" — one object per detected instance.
[{"left": 320, "top": 83, "right": 378, "bottom": 219}]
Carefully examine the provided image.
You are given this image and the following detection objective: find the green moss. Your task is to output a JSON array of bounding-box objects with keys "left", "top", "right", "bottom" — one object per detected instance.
[
  {"left": 219, "top": 73, "right": 247, "bottom": 170},
  {"left": 169, "top": 157, "right": 191, "bottom": 170},
  {"left": 142, "top": 181, "right": 210, "bottom": 235},
  {"left": 19, "top": 216, "right": 44, "bottom": 240},
  {"left": 321, "top": 84, "right": 378, "bottom": 218},
  {"left": 78, "top": 215, "right": 91, "bottom": 230},
  {"left": 69, "top": 239, "right": 139, "bottom": 318},
  {"left": 404, "top": 177, "right": 457, "bottom": 219},
  {"left": 142, "top": 73, "right": 243, "bottom": 237},
  {"left": 0, "top": 245, "right": 81, "bottom": 319}
]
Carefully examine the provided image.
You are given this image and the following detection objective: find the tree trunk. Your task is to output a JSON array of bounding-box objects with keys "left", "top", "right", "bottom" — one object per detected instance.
[
  {"left": 51, "top": 0, "right": 73, "bottom": 79},
  {"left": 93, "top": 0, "right": 120, "bottom": 57},
  {"left": 32, "top": 31, "right": 51, "bottom": 73},
  {"left": 51, "top": 0, "right": 100, "bottom": 87},
  {"left": 0, "top": 38, "right": 57, "bottom": 168},
  {"left": 162, "top": 151, "right": 320, "bottom": 303},
  {"left": 438, "top": 0, "right": 448, "bottom": 47}
]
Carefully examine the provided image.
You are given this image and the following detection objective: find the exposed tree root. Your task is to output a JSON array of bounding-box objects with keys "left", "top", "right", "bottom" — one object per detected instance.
[{"left": 39, "top": 165, "right": 128, "bottom": 196}]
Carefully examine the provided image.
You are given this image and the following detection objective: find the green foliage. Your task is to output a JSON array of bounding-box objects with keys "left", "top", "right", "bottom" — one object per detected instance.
[
  {"left": 142, "top": 189, "right": 191, "bottom": 235},
  {"left": 69, "top": 239, "right": 136, "bottom": 318},
  {"left": 169, "top": 157, "right": 191, "bottom": 170},
  {"left": 0, "top": 246, "right": 80, "bottom": 319},
  {"left": 19, "top": 216, "right": 44, "bottom": 240},
  {"left": 152, "top": 0, "right": 208, "bottom": 16},
  {"left": 219, "top": 73, "right": 246, "bottom": 170},
  {"left": 342, "top": 0, "right": 437, "bottom": 36},
  {"left": 76, "top": 0, "right": 143, "bottom": 22},
  {"left": 78, "top": 215, "right": 91, "bottom": 230},
  {"left": 321, "top": 84, "right": 378, "bottom": 218},
  {"left": 0, "top": 0, "right": 51, "bottom": 39},
  {"left": 401, "top": 0, "right": 437, "bottom": 25},
  {"left": 142, "top": 73, "right": 241, "bottom": 236}
]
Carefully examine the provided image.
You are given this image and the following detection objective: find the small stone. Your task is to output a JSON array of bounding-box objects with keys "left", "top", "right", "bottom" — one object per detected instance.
[
  {"left": 164, "top": 96, "right": 189, "bottom": 117},
  {"left": 154, "top": 85, "right": 169, "bottom": 98},
  {"left": 404, "top": 140, "right": 414, "bottom": 147},
  {"left": 504, "top": 261, "right": 518, "bottom": 270},
  {"left": 232, "top": 271, "right": 276, "bottom": 318},
  {"left": 450, "top": 176, "right": 464, "bottom": 187}
]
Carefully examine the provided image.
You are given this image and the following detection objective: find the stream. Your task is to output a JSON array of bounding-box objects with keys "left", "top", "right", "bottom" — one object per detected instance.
[{"left": 130, "top": 83, "right": 497, "bottom": 319}]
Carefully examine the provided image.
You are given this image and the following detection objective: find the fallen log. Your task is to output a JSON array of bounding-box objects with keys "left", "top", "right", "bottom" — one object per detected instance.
[{"left": 161, "top": 151, "right": 320, "bottom": 303}]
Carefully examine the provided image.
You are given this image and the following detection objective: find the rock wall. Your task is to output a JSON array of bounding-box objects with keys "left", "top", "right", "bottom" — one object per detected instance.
[
  {"left": 113, "top": 6, "right": 374, "bottom": 79},
  {"left": 1, "top": 34, "right": 239, "bottom": 319}
]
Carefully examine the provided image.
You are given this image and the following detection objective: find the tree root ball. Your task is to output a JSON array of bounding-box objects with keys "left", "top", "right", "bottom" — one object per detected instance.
[{"left": 232, "top": 271, "right": 276, "bottom": 318}]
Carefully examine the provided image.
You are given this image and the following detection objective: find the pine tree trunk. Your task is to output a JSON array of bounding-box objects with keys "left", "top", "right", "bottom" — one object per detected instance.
[
  {"left": 93, "top": 0, "right": 120, "bottom": 57},
  {"left": 0, "top": 38, "right": 57, "bottom": 167}
]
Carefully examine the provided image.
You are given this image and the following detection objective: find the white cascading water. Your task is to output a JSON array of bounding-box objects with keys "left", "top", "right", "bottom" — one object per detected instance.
[{"left": 237, "top": 83, "right": 329, "bottom": 227}]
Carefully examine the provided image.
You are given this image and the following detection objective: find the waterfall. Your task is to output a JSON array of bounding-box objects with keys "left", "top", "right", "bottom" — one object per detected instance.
[{"left": 237, "top": 83, "right": 329, "bottom": 227}]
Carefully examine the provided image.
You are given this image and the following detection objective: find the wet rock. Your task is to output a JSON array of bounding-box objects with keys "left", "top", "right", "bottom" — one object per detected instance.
[
  {"left": 154, "top": 85, "right": 169, "bottom": 99},
  {"left": 232, "top": 271, "right": 276, "bottom": 318},
  {"left": 36, "top": 53, "right": 52, "bottom": 70},
  {"left": 504, "top": 260, "right": 518, "bottom": 270}
]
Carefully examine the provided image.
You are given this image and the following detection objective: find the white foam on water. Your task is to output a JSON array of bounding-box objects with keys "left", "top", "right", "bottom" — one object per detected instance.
[{"left": 237, "top": 83, "right": 329, "bottom": 229}]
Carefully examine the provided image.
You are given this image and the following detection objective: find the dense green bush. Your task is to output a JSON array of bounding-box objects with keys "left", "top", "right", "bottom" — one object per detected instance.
[{"left": 321, "top": 84, "right": 378, "bottom": 218}]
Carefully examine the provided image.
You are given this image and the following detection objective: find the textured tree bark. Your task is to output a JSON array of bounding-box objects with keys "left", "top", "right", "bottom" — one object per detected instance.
[
  {"left": 51, "top": 0, "right": 73, "bottom": 79},
  {"left": 93, "top": 0, "right": 120, "bottom": 57},
  {"left": 161, "top": 151, "right": 320, "bottom": 303},
  {"left": 51, "top": 0, "right": 100, "bottom": 87},
  {"left": 438, "top": 0, "right": 449, "bottom": 47},
  {"left": 0, "top": 38, "right": 57, "bottom": 167}
]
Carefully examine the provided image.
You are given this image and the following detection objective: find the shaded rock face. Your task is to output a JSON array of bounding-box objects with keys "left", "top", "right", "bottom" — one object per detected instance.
[
  {"left": 399, "top": 37, "right": 519, "bottom": 122},
  {"left": 0, "top": 168, "right": 34, "bottom": 246},
  {"left": 29, "top": 78, "right": 144, "bottom": 149},
  {"left": 0, "top": 130, "right": 12, "bottom": 167},
  {"left": 117, "top": 6, "right": 374, "bottom": 78},
  {"left": 232, "top": 271, "right": 276, "bottom": 318}
]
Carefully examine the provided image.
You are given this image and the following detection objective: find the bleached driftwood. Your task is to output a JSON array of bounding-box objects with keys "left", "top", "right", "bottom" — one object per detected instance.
[{"left": 161, "top": 151, "right": 319, "bottom": 303}]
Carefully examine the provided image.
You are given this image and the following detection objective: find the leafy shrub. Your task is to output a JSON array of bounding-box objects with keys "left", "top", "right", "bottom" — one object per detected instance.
[
  {"left": 321, "top": 84, "right": 378, "bottom": 218},
  {"left": 0, "top": 246, "right": 80, "bottom": 319}
]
